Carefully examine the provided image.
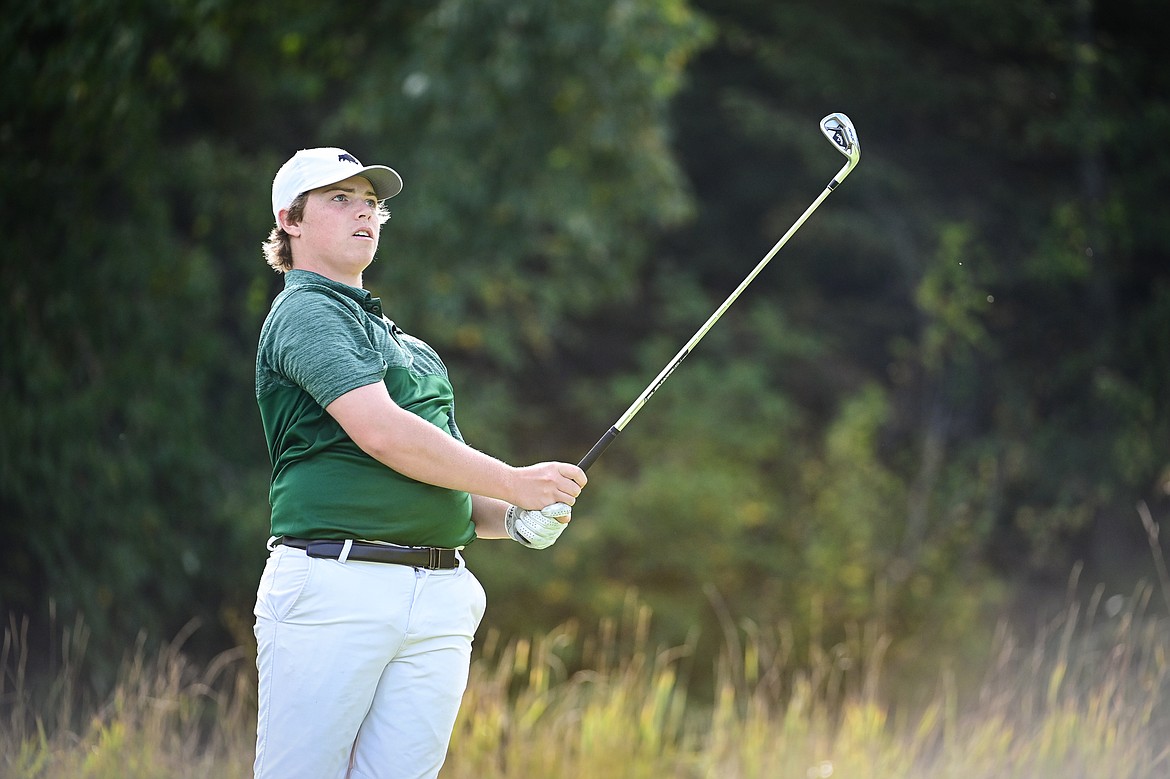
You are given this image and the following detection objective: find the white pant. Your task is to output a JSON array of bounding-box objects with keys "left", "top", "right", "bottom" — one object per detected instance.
[{"left": 253, "top": 544, "right": 486, "bottom": 779}]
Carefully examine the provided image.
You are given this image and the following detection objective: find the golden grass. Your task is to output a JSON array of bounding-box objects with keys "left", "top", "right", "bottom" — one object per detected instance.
[
  {"left": 444, "top": 587, "right": 1168, "bottom": 779},
  {"left": 2, "top": 615, "right": 254, "bottom": 779},
  {"left": 2, "top": 585, "right": 1167, "bottom": 779}
]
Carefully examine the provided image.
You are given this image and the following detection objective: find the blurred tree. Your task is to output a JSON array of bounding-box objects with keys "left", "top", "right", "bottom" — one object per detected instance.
[
  {"left": 2, "top": 0, "right": 1167, "bottom": 688},
  {"left": 0, "top": 0, "right": 273, "bottom": 674},
  {"left": 652, "top": 0, "right": 1170, "bottom": 603},
  {"left": 346, "top": 1, "right": 710, "bottom": 366},
  {"left": 0, "top": 0, "right": 712, "bottom": 673},
  {"left": 475, "top": 0, "right": 1170, "bottom": 658}
]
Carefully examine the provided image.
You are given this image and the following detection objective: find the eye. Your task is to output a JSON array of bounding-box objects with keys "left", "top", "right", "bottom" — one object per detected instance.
[
  {"left": 332, "top": 194, "right": 347, "bottom": 202},
  {"left": 365, "top": 198, "right": 377, "bottom": 208}
]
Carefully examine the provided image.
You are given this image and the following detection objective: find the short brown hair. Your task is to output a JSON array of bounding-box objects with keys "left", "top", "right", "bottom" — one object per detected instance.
[{"left": 262, "top": 193, "right": 309, "bottom": 273}]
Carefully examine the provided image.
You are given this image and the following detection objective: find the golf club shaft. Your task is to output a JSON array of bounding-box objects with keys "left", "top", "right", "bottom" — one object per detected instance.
[{"left": 577, "top": 158, "right": 856, "bottom": 472}]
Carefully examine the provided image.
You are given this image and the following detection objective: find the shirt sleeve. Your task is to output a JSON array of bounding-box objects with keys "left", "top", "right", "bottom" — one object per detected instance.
[{"left": 263, "top": 287, "right": 387, "bottom": 408}]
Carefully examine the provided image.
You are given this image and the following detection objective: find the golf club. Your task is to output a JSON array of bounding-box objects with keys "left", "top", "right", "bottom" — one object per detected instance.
[{"left": 576, "top": 112, "right": 861, "bottom": 471}]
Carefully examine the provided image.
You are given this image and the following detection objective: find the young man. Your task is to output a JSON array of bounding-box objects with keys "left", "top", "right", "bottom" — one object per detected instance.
[{"left": 252, "top": 147, "right": 587, "bottom": 779}]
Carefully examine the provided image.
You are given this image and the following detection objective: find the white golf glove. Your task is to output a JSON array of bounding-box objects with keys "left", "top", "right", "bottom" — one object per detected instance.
[{"left": 505, "top": 502, "right": 572, "bottom": 549}]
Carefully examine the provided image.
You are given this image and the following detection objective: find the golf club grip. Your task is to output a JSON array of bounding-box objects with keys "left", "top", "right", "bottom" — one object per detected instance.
[{"left": 577, "top": 427, "right": 620, "bottom": 472}]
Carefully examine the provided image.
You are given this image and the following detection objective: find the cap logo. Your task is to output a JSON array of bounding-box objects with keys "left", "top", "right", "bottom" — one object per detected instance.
[{"left": 338, "top": 153, "right": 360, "bottom": 165}]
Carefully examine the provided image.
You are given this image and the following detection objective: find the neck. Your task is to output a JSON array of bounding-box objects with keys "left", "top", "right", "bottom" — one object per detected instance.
[{"left": 292, "top": 258, "right": 363, "bottom": 289}]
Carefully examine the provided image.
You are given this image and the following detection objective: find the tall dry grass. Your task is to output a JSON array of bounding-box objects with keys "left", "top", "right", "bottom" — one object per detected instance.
[
  {"left": 2, "top": 577, "right": 1167, "bottom": 778},
  {"left": 2, "top": 613, "right": 254, "bottom": 779},
  {"left": 443, "top": 585, "right": 1168, "bottom": 779}
]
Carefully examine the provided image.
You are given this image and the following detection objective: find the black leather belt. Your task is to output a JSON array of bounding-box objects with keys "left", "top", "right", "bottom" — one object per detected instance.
[{"left": 279, "top": 537, "right": 460, "bottom": 570}]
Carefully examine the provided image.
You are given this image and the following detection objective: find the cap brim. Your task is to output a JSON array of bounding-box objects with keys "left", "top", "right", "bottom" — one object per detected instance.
[{"left": 355, "top": 165, "right": 403, "bottom": 200}]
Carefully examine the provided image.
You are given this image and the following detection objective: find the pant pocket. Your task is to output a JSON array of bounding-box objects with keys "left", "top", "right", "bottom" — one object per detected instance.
[
  {"left": 254, "top": 549, "right": 313, "bottom": 623},
  {"left": 463, "top": 568, "right": 488, "bottom": 629}
]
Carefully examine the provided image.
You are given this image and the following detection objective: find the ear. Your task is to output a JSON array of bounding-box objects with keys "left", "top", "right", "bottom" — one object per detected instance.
[{"left": 278, "top": 209, "right": 302, "bottom": 237}]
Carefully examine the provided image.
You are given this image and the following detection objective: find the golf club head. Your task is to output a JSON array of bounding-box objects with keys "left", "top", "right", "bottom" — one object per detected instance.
[{"left": 821, "top": 112, "right": 860, "bottom": 167}]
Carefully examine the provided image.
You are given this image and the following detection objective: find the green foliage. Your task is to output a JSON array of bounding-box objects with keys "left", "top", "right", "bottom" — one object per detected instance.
[
  {"left": 670, "top": 0, "right": 1170, "bottom": 586},
  {"left": 2, "top": 0, "right": 1168, "bottom": 704},
  {"left": 1, "top": 0, "right": 272, "bottom": 667},
  {"left": 339, "top": 0, "right": 714, "bottom": 369},
  {"left": 0, "top": 0, "right": 714, "bottom": 670}
]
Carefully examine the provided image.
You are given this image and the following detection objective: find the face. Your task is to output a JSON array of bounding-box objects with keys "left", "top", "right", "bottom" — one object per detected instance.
[{"left": 281, "top": 174, "right": 381, "bottom": 280}]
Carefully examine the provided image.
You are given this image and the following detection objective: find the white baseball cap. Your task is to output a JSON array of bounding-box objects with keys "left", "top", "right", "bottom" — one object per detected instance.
[{"left": 271, "top": 147, "right": 403, "bottom": 223}]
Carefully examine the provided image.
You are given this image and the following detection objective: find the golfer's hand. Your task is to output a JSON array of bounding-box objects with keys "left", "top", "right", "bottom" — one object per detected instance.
[
  {"left": 511, "top": 462, "right": 586, "bottom": 510},
  {"left": 505, "top": 503, "right": 573, "bottom": 549}
]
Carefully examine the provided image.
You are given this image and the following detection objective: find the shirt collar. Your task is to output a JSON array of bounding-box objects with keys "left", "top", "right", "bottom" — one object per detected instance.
[{"left": 285, "top": 269, "right": 383, "bottom": 317}]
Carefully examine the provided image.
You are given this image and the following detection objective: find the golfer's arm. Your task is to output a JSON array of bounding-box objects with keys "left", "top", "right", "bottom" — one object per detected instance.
[
  {"left": 327, "top": 381, "right": 519, "bottom": 504},
  {"left": 470, "top": 494, "right": 510, "bottom": 539}
]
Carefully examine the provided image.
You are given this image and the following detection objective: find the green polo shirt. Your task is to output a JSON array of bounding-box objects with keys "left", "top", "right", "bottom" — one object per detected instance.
[{"left": 255, "top": 270, "right": 475, "bottom": 547}]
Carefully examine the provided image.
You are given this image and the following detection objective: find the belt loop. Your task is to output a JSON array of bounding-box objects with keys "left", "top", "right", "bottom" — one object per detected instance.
[
  {"left": 429, "top": 547, "right": 440, "bottom": 570},
  {"left": 266, "top": 535, "right": 280, "bottom": 552},
  {"left": 338, "top": 539, "right": 353, "bottom": 564}
]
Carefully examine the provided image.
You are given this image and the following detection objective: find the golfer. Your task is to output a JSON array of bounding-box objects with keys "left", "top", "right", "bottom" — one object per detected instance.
[{"left": 252, "top": 147, "right": 587, "bottom": 779}]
